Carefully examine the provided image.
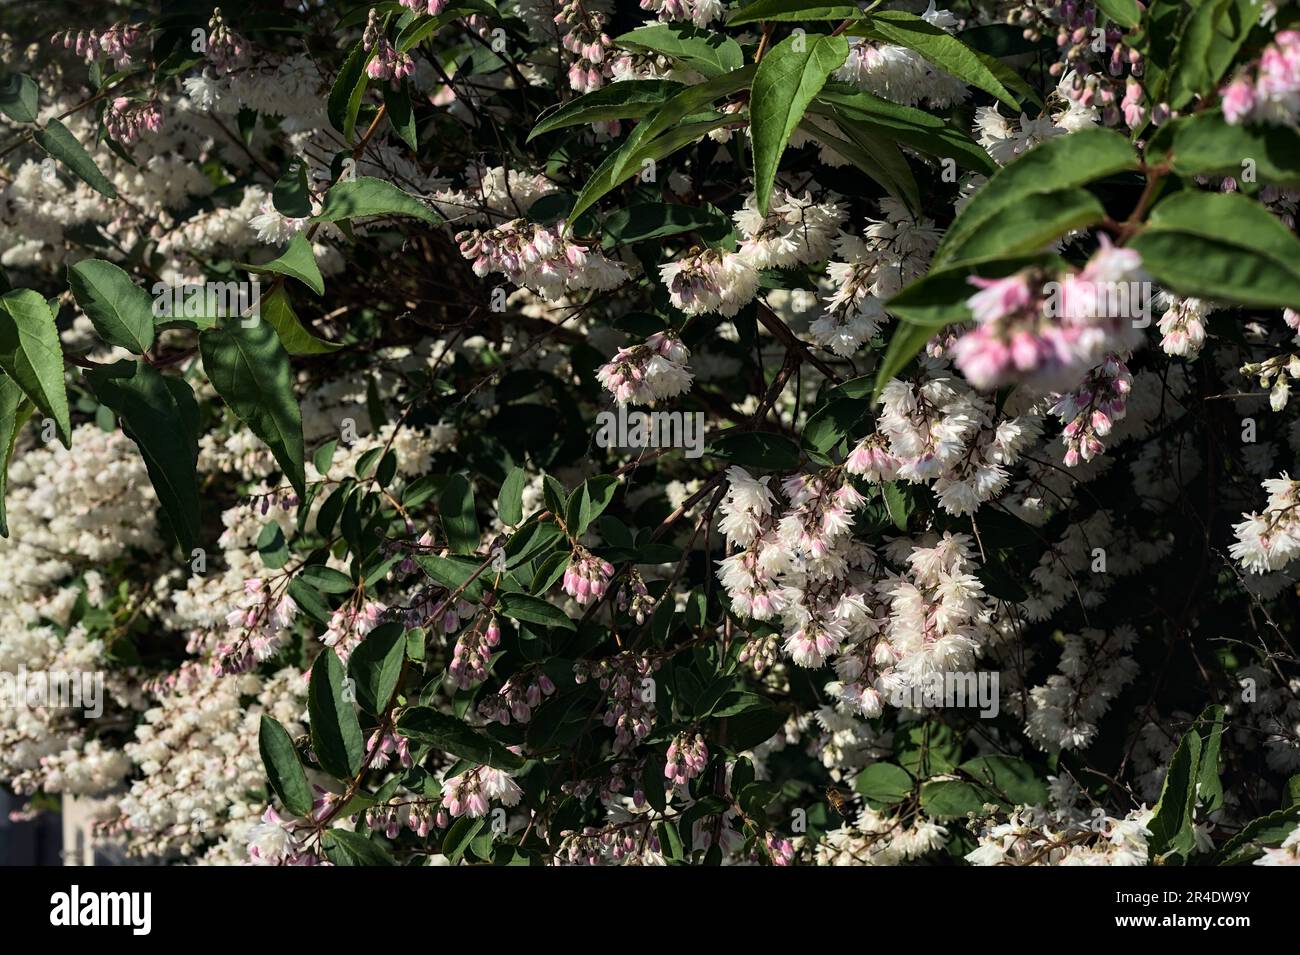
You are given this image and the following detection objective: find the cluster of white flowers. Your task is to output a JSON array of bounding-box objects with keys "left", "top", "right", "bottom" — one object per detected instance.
[
  {"left": 718, "top": 460, "right": 1001, "bottom": 719},
  {"left": 836, "top": 5, "right": 969, "bottom": 108},
  {"left": 1017, "top": 626, "right": 1140, "bottom": 752},
  {"left": 457, "top": 218, "right": 630, "bottom": 300},
  {"left": 113, "top": 664, "right": 307, "bottom": 859},
  {"left": 816, "top": 806, "right": 949, "bottom": 864},
  {"left": 596, "top": 331, "right": 693, "bottom": 405},
  {"left": 1231, "top": 474, "right": 1300, "bottom": 574},
  {"left": 966, "top": 804, "right": 1155, "bottom": 866},
  {"left": 811, "top": 198, "right": 940, "bottom": 356}
]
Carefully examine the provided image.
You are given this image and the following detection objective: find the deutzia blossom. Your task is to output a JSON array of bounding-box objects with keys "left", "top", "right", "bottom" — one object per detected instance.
[
  {"left": 660, "top": 247, "right": 759, "bottom": 317},
  {"left": 457, "top": 219, "right": 629, "bottom": 300}
]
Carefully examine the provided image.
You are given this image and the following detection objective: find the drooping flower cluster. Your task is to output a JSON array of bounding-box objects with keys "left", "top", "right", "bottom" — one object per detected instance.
[
  {"left": 53, "top": 22, "right": 143, "bottom": 69},
  {"left": 664, "top": 731, "right": 708, "bottom": 785},
  {"left": 557, "top": 1, "right": 614, "bottom": 92},
  {"left": 104, "top": 97, "right": 164, "bottom": 144},
  {"left": 457, "top": 219, "right": 629, "bottom": 300},
  {"left": 562, "top": 547, "right": 615, "bottom": 605},
  {"left": 596, "top": 332, "right": 694, "bottom": 405},
  {"left": 1231, "top": 474, "right": 1300, "bottom": 574},
  {"left": 1048, "top": 354, "right": 1131, "bottom": 466},
  {"left": 575, "top": 652, "right": 658, "bottom": 752},
  {"left": 951, "top": 238, "right": 1147, "bottom": 392},
  {"left": 639, "top": 0, "right": 723, "bottom": 28},
  {"left": 363, "top": 9, "right": 415, "bottom": 84},
  {"left": 660, "top": 246, "right": 759, "bottom": 317},
  {"left": 441, "top": 765, "right": 524, "bottom": 819},
  {"left": 1222, "top": 30, "right": 1300, "bottom": 125},
  {"left": 836, "top": 5, "right": 968, "bottom": 107},
  {"left": 733, "top": 188, "right": 846, "bottom": 270},
  {"left": 811, "top": 198, "right": 940, "bottom": 356}
]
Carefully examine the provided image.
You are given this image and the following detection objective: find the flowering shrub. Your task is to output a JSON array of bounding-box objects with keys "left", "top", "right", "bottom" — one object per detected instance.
[{"left": 2, "top": 0, "right": 1300, "bottom": 868}]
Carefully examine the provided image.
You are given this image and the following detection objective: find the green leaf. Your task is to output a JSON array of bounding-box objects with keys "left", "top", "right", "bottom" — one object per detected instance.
[
  {"left": 308, "top": 648, "right": 365, "bottom": 779},
  {"left": 299, "top": 564, "right": 355, "bottom": 594},
  {"left": 959, "top": 755, "right": 1049, "bottom": 806},
  {"left": 881, "top": 481, "right": 911, "bottom": 531},
  {"left": 315, "top": 176, "right": 438, "bottom": 224},
  {"left": 1285, "top": 775, "right": 1300, "bottom": 810},
  {"left": 616, "top": 24, "right": 744, "bottom": 78},
  {"left": 395, "top": 4, "right": 495, "bottom": 52},
  {"left": 0, "top": 290, "right": 70, "bottom": 447},
  {"left": 33, "top": 118, "right": 117, "bottom": 199},
  {"left": 802, "top": 396, "right": 869, "bottom": 457},
  {"left": 729, "top": 0, "right": 865, "bottom": 24},
  {"left": 936, "top": 188, "right": 1106, "bottom": 266},
  {"left": 273, "top": 160, "right": 312, "bottom": 218},
  {"left": 497, "top": 466, "right": 527, "bottom": 526},
  {"left": 67, "top": 259, "right": 155, "bottom": 353},
  {"left": 348, "top": 622, "right": 406, "bottom": 715},
  {"left": 1129, "top": 190, "right": 1300, "bottom": 308},
  {"left": 258, "top": 715, "right": 314, "bottom": 817},
  {"left": 288, "top": 578, "right": 332, "bottom": 625},
  {"left": 612, "top": 66, "right": 755, "bottom": 183},
  {"left": 0, "top": 73, "right": 39, "bottom": 124},
  {"left": 707, "top": 430, "right": 801, "bottom": 471},
  {"left": 1095, "top": 0, "right": 1142, "bottom": 29},
  {"left": 934, "top": 127, "right": 1137, "bottom": 267},
  {"left": 257, "top": 521, "right": 289, "bottom": 569},
  {"left": 438, "top": 474, "right": 479, "bottom": 555},
  {"left": 383, "top": 82, "right": 418, "bottom": 151},
  {"left": 1194, "top": 704, "right": 1227, "bottom": 815},
  {"left": 497, "top": 591, "right": 576, "bottom": 630},
  {"left": 327, "top": 39, "right": 373, "bottom": 143},
  {"left": 919, "top": 779, "right": 987, "bottom": 819},
  {"left": 601, "top": 202, "right": 731, "bottom": 247},
  {"left": 528, "top": 80, "right": 683, "bottom": 141},
  {"left": 565, "top": 475, "right": 618, "bottom": 538},
  {"left": 0, "top": 374, "right": 34, "bottom": 537},
  {"left": 1167, "top": 0, "right": 1257, "bottom": 109},
  {"left": 414, "top": 552, "right": 489, "bottom": 602},
  {"left": 813, "top": 85, "right": 996, "bottom": 175},
  {"left": 1158, "top": 110, "right": 1300, "bottom": 188},
  {"left": 854, "top": 762, "right": 914, "bottom": 808},
  {"left": 240, "top": 233, "right": 324, "bottom": 296},
  {"left": 894, "top": 722, "right": 960, "bottom": 777},
  {"left": 322, "top": 829, "right": 395, "bottom": 866},
  {"left": 200, "top": 319, "right": 306, "bottom": 496},
  {"left": 84, "top": 360, "right": 200, "bottom": 551},
  {"left": 863, "top": 11, "right": 1022, "bottom": 110},
  {"left": 568, "top": 113, "right": 736, "bottom": 227},
  {"left": 750, "top": 32, "right": 849, "bottom": 215},
  {"left": 802, "top": 118, "right": 920, "bottom": 215},
  {"left": 258, "top": 284, "right": 341, "bottom": 356},
  {"left": 1148, "top": 722, "right": 1203, "bottom": 860},
  {"left": 441, "top": 815, "right": 485, "bottom": 863},
  {"left": 396, "top": 706, "right": 526, "bottom": 771},
  {"left": 1215, "top": 807, "right": 1300, "bottom": 864}
]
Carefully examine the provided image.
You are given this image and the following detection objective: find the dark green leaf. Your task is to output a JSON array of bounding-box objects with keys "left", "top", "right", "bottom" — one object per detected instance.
[
  {"left": 84, "top": 361, "right": 200, "bottom": 551},
  {"left": 0, "top": 290, "right": 70, "bottom": 447},
  {"left": 200, "top": 319, "right": 306, "bottom": 495},
  {"left": 67, "top": 259, "right": 155, "bottom": 353},
  {"left": 314, "top": 176, "right": 439, "bottom": 224},
  {"left": 34, "top": 119, "right": 117, "bottom": 198},
  {"left": 348, "top": 622, "right": 406, "bottom": 714},
  {"left": 258, "top": 715, "right": 314, "bottom": 816},
  {"left": 308, "top": 648, "right": 365, "bottom": 779},
  {"left": 397, "top": 706, "right": 526, "bottom": 770},
  {"left": 750, "top": 33, "right": 849, "bottom": 215}
]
